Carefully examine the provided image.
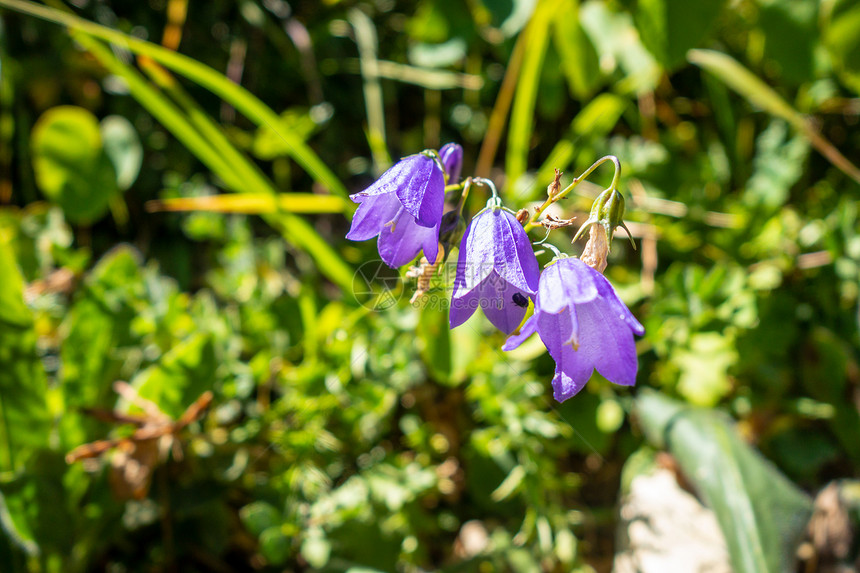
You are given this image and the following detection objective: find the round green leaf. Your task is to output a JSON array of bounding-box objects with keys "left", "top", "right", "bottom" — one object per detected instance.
[
  {"left": 100, "top": 115, "right": 142, "bottom": 191},
  {"left": 31, "top": 106, "right": 118, "bottom": 224}
]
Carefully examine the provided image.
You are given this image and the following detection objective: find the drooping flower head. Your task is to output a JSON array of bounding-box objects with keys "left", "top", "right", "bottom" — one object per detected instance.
[
  {"left": 346, "top": 151, "right": 446, "bottom": 268},
  {"left": 503, "top": 257, "right": 644, "bottom": 402},
  {"left": 450, "top": 197, "right": 540, "bottom": 334}
]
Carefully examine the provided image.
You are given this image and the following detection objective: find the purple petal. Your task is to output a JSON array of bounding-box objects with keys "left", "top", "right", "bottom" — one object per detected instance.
[
  {"left": 449, "top": 286, "right": 479, "bottom": 329},
  {"left": 479, "top": 274, "right": 530, "bottom": 334},
  {"left": 535, "top": 305, "right": 578, "bottom": 357},
  {"left": 574, "top": 298, "right": 638, "bottom": 386},
  {"left": 393, "top": 154, "right": 445, "bottom": 229},
  {"left": 502, "top": 314, "right": 537, "bottom": 351},
  {"left": 377, "top": 209, "right": 439, "bottom": 268},
  {"left": 351, "top": 159, "right": 416, "bottom": 198},
  {"left": 593, "top": 274, "right": 645, "bottom": 336},
  {"left": 494, "top": 210, "right": 540, "bottom": 294},
  {"left": 551, "top": 356, "right": 591, "bottom": 402},
  {"left": 439, "top": 143, "right": 463, "bottom": 183},
  {"left": 537, "top": 258, "right": 599, "bottom": 314},
  {"left": 346, "top": 192, "right": 401, "bottom": 241},
  {"left": 452, "top": 216, "right": 494, "bottom": 297}
]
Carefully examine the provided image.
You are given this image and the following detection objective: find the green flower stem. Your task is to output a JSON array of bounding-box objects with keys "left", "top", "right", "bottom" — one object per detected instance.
[{"left": 523, "top": 155, "right": 621, "bottom": 232}]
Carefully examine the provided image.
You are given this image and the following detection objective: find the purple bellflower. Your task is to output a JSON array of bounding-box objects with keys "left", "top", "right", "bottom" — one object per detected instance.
[
  {"left": 503, "top": 257, "right": 644, "bottom": 402},
  {"left": 450, "top": 199, "right": 541, "bottom": 334},
  {"left": 347, "top": 152, "right": 446, "bottom": 268}
]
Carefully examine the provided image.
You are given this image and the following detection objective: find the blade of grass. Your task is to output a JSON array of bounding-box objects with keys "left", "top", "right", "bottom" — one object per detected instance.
[
  {"left": 349, "top": 8, "right": 391, "bottom": 173},
  {"left": 146, "top": 193, "right": 349, "bottom": 214},
  {"left": 475, "top": 28, "right": 526, "bottom": 178},
  {"left": 688, "top": 49, "right": 860, "bottom": 185},
  {"left": 339, "top": 59, "right": 484, "bottom": 90},
  {"left": 78, "top": 36, "right": 354, "bottom": 290},
  {"left": 505, "top": 0, "right": 554, "bottom": 189},
  {"left": 0, "top": 0, "right": 348, "bottom": 196}
]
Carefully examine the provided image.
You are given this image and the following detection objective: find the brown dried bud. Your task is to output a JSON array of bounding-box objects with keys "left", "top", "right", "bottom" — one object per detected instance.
[
  {"left": 547, "top": 168, "right": 563, "bottom": 198},
  {"left": 515, "top": 208, "right": 530, "bottom": 224}
]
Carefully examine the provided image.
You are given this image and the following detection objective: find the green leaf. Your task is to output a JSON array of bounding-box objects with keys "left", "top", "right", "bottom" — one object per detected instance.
[
  {"left": 130, "top": 333, "right": 216, "bottom": 419},
  {"left": 240, "top": 502, "right": 281, "bottom": 537},
  {"left": 30, "top": 106, "right": 118, "bottom": 224},
  {"left": 634, "top": 0, "right": 725, "bottom": 69},
  {"left": 672, "top": 332, "right": 737, "bottom": 407},
  {"left": 0, "top": 236, "right": 50, "bottom": 474},
  {"left": 758, "top": 0, "right": 818, "bottom": 84},
  {"left": 823, "top": 0, "right": 860, "bottom": 96},
  {"left": 0, "top": 0, "right": 347, "bottom": 197},
  {"left": 552, "top": 0, "right": 602, "bottom": 100},
  {"left": 635, "top": 390, "right": 813, "bottom": 573},
  {"left": 100, "top": 115, "right": 143, "bottom": 191},
  {"left": 0, "top": 232, "right": 33, "bottom": 329},
  {"left": 688, "top": 48, "right": 860, "bottom": 184},
  {"left": 259, "top": 527, "right": 291, "bottom": 565},
  {"left": 580, "top": 2, "right": 660, "bottom": 94},
  {"left": 506, "top": 0, "right": 554, "bottom": 187}
]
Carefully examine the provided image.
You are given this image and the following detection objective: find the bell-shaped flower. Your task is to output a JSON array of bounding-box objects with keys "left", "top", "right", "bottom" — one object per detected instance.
[
  {"left": 503, "top": 257, "right": 644, "bottom": 402},
  {"left": 346, "top": 151, "right": 445, "bottom": 267},
  {"left": 439, "top": 143, "right": 463, "bottom": 184},
  {"left": 449, "top": 199, "right": 540, "bottom": 334}
]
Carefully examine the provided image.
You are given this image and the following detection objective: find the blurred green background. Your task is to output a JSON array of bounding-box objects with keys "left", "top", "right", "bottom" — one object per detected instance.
[{"left": 1, "top": 0, "right": 860, "bottom": 571}]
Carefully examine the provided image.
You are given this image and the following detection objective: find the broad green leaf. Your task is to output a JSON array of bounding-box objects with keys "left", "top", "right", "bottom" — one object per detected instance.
[
  {"left": 100, "top": 115, "right": 143, "bottom": 191},
  {"left": 635, "top": 390, "right": 813, "bottom": 573},
  {"left": 634, "top": 0, "right": 725, "bottom": 69},
  {"left": 30, "top": 106, "right": 118, "bottom": 224}
]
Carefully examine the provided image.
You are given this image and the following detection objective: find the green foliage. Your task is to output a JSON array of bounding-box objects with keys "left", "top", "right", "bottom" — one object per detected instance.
[
  {"left": 30, "top": 106, "right": 118, "bottom": 224},
  {"left": 0, "top": 0, "right": 859, "bottom": 570}
]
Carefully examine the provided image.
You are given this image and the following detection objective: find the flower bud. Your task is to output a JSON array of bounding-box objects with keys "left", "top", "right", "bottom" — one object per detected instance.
[
  {"left": 439, "top": 143, "right": 464, "bottom": 184},
  {"left": 572, "top": 187, "right": 634, "bottom": 252}
]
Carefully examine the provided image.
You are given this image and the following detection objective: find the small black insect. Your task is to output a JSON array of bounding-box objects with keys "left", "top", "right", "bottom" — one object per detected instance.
[{"left": 511, "top": 292, "right": 528, "bottom": 308}]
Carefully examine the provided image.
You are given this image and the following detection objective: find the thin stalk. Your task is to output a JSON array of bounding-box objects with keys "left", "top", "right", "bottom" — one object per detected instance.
[{"left": 523, "top": 155, "right": 620, "bottom": 232}]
